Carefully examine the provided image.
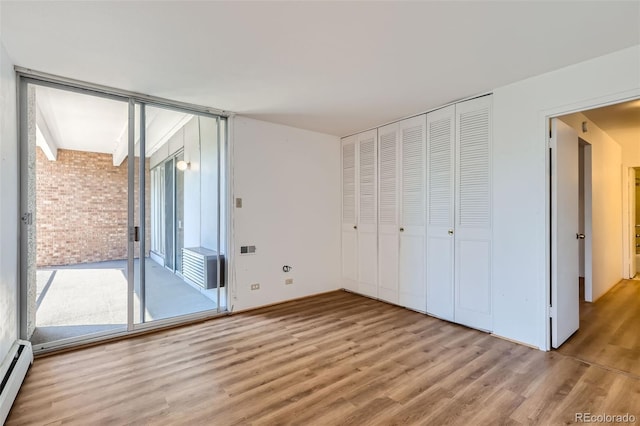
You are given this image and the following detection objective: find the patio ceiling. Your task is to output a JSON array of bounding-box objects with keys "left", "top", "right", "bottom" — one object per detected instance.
[{"left": 36, "top": 85, "right": 192, "bottom": 165}]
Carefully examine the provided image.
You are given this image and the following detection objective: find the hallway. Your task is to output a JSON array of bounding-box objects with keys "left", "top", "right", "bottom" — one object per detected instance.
[{"left": 557, "top": 279, "right": 640, "bottom": 377}]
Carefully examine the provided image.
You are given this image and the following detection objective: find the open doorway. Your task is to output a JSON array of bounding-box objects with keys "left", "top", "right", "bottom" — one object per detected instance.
[{"left": 550, "top": 98, "right": 640, "bottom": 377}]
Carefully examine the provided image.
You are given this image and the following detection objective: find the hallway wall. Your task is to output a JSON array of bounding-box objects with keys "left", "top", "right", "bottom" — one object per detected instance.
[{"left": 559, "top": 113, "right": 623, "bottom": 302}]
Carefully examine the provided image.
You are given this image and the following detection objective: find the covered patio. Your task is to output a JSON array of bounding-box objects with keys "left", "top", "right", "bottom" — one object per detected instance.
[{"left": 33, "top": 259, "right": 219, "bottom": 345}]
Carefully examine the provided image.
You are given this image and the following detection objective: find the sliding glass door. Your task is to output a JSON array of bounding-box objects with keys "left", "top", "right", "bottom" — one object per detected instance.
[
  {"left": 19, "top": 74, "right": 228, "bottom": 352},
  {"left": 138, "top": 105, "right": 226, "bottom": 324}
]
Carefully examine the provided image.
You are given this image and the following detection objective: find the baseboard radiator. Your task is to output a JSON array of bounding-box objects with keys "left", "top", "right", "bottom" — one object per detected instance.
[{"left": 0, "top": 340, "right": 33, "bottom": 424}]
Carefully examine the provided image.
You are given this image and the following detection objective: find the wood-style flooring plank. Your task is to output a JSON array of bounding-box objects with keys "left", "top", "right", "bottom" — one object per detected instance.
[{"left": 6, "top": 290, "right": 640, "bottom": 425}]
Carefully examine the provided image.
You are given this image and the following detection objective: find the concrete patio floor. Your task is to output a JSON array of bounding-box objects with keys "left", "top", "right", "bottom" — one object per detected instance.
[{"left": 32, "top": 258, "right": 222, "bottom": 345}]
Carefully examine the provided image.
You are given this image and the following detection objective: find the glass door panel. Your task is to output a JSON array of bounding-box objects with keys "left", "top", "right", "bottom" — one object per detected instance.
[
  {"left": 137, "top": 105, "right": 224, "bottom": 323},
  {"left": 20, "top": 81, "right": 130, "bottom": 348}
]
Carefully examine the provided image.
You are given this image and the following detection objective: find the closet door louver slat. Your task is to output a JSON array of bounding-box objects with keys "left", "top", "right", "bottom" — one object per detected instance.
[
  {"left": 402, "top": 125, "right": 425, "bottom": 226},
  {"left": 342, "top": 142, "right": 356, "bottom": 224},
  {"left": 359, "top": 137, "right": 376, "bottom": 225},
  {"left": 458, "top": 109, "right": 491, "bottom": 228},
  {"left": 379, "top": 131, "right": 398, "bottom": 226}
]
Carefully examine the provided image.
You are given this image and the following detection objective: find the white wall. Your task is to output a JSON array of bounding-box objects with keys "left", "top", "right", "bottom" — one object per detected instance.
[
  {"left": 560, "top": 113, "right": 623, "bottom": 301},
  {"left": 183, "top": 117, "right": 201, "bottom": 248},
  {"left": 617, "top": 126, "right": 640, "bottom": 279},
  {"left": 150, "top": 116, "right": 223, "bottom": 255},
  {"left": 492, "top": 45, "right": 640, "bottom": 349},
  {"left": 0, "top": 41, "right": 19, "bottom": 367},
  {"left": 231, "top": 116, "right": 341, "bottom": 311},
  {"left": 199, "top": 116, "right": 220, "bottom": 252}
]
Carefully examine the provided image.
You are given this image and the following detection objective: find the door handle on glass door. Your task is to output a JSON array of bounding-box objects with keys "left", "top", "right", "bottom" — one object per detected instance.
[{"left": 576, "top": 233, "right": 585, "bottom": 239}]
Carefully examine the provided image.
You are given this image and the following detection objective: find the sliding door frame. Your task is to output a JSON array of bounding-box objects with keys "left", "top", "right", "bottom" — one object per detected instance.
[{"left": 16, "top": 68, "right": 230, "bottom": 353}]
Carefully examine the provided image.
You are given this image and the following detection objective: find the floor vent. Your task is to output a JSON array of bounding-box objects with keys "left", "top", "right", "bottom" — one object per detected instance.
[{"left": 0, "top": 340, "right": 33, "bottom": 424}]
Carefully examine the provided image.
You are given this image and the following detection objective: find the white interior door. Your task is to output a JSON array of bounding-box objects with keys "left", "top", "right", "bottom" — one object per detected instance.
[
  {"left": 398, "top": 115, "right": 426, "bottom": 312},
  {"left": 551, "top": 118, "right": 580, "bottom": 348},
  {"left": 426, "top": 105, "right": 455, "bottom": 321},
  {"left": 377, "top": 123, "right": 400, "bottom": 304},
  {"left": 357, "top": 130, "right": 378, "bottom": 298},
  {"left": 629, "top": 167, "right": 636, "bottom": 278},
  {"left": 341, "top": 136, "right": 358, "bottom": 292},
  {"left": 454, "top": 96, "right": 492, "bottom": 331}
]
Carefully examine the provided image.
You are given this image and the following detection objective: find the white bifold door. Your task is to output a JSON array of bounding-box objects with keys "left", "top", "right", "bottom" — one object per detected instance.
[
  {"left": 426, "top": 96, "right": 493, "bottom": 331},
  {"left": 426, "top": 105, "right": 456, "bottom": 321},
  {"left": 341, "top": 130, "right": 378, "bottom": 297},
  {"left": 377, "top": 115, "right": 426, "bottom": 312},
  {"left": 357, "top": 130, "right": 378, "bottom": 297}
]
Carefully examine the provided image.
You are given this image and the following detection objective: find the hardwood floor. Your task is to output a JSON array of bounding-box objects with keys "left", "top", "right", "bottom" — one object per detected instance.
[
  {"left": 558, "top": 278, "right": 640, "bottom": 377},
  {"left": 7, "top": 290, "right": 640, "bottom": 425}
]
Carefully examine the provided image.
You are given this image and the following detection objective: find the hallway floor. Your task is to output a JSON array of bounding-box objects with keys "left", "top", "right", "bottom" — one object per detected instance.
[{"left": 558, "top": 279, "right": 640, "bottom": 377}]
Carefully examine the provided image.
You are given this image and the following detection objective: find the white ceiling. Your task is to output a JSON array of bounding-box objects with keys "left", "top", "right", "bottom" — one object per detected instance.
[
  {"left": 582, "top": 99, "right": 640, "bottom": 148},
  {"left": 2, "top": 1, "right": 639, "bottom": 137}
]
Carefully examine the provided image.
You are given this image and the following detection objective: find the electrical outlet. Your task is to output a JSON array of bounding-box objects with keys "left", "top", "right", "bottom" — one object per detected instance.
[
  {"left": 285, "top": 278, "right": 294, "bottom": 285},
  {"left": 250, "top": 283, "right": 260, "bottom": 290}
]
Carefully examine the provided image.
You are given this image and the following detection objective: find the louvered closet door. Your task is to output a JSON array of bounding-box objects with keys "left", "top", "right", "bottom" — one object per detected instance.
[
  {"left": 398, "top": 115, "right": 427, "bottom": 312},
  {"left": 377, "top": 122, "right": 400, "bottom": 304},
  {"left": 454, "top": 96, "right": 492, "bottom": 331},
  {"left": 341, "top": 135, "right": 358, "bottom": 292},
  {"left": 357, "top": 130, "right": 378, "bottom": 298},
  {"left": 426, "top": 106, "right": 455, "bottom": 321}
]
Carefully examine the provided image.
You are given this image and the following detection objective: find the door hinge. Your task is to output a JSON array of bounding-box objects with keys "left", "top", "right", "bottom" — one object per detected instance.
[
  {"left": 549, "top": 305, "right": 556, "bottom": 319},
  {"left": 21, "top": 212, "right": 33, "bottom": 225}
]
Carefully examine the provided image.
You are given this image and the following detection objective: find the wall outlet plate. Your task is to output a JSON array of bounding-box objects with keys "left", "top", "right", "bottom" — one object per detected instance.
[
  {"left": 250, "top": 283, "right": 260, "bottom": 290},
  {"left": 285, "top": 278, "right": 293, "bottom": 285}
]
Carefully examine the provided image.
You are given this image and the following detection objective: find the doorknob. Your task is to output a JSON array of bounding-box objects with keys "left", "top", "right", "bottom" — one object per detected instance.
[
  {"left": 448, "top": 229, "right": 454, "bottom": 236},
  {"left": 576, "top": 233, "right": 585, "bottom": 240},
  {"left": 353, "top": 225, "right": 357, "bottom": 230},
  {"left": 399, "top": 227, "right": 404, "bottom": 232}
]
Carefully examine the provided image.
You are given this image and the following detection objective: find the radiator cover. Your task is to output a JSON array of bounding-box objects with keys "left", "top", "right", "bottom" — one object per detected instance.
[
  {"left": 182, "top": 247, "right": 225, "bottom": 289},
  {"left": 0, "top": 340, "right": 33, "bottom": 424}
]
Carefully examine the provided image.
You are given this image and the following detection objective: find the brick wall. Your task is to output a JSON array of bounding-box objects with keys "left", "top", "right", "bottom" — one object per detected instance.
[{"left": 36, "top": 148, "right": 150, "bottom": 267}]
